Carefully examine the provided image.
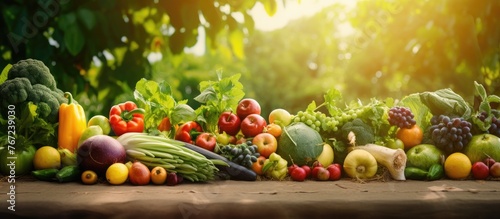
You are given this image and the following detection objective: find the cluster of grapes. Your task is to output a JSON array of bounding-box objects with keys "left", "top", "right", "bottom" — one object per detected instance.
[
  {"left": 429, "top": 115, "right": 473, "bottom": 155},
  {"left": 388, "top": 106, "right": 416, "bottom": 129},
  {"left": 218, "top": 141, "right": 260, "bottom": 169},
  {"left": 293, "top": 111, "right": 333, "bottom": 133},
  {"left": 476, "top": 112, "right": 500, "bottom": 137},
  {"left": 293, "top": 107, "right": 367, "bottom": 133}
]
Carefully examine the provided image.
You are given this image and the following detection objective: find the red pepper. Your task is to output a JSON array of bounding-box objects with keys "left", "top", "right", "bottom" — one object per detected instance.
[
  {"left": 109, "top": 101, "right": 145, "bottom": 136},
  {"left": 174, "top": 121, "right": 203, "bottom": 144}
]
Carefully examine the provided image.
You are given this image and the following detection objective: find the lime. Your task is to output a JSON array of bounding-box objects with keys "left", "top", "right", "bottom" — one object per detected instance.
[{"left": 106, "top": 163, "right": 129, "bottom": 185}]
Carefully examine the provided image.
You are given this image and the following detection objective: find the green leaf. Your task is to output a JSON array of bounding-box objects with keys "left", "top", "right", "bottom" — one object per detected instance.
[
  {"left": 263, "top": 0, "right": 278, "bottom": 16},
  {"left": 171, "top": 104, "right": 196, "bottom": 125},
  {"left": 474, "top": 81, "right": 487, "bottom": 100},
  {"left": 419, "top": 88, "right": 472, "bottom": 118},
  {"left": 58, "top": 12, "right": 77, "bottom": 30},
  {"left": 306, "top": 101, "right": 317, "bottom": 112},
  {"left": 0, "top": 64, "right": 12, "bottom": 84},
  {"left": 64, "top": 26, "right": 85, "bottom": 56},
  {"left": 77, "top": 8, "right": 96, "bottom": 30},
  {"left": 400, "top": 93, "right": 433, "bottom": 132},
  {"left": 194, "top": 86, "right": 217, "bottom": 104},
  {"left": 229, "top": 29, "right": 245, "bottom": 59},
  {"left": 487, "top": 95, "right": 500, "bottom": 104},
  {"left": 324, "top": 88, "right": 343, "bottom": 116}
]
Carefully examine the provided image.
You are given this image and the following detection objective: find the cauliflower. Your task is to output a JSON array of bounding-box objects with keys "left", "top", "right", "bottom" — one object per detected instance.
[{"left": 0, "top": 59, "right": 67, "bottom": 123}]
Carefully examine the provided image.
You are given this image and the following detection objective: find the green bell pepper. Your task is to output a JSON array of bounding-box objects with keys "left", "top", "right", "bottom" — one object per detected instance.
[{"left": 0, "top": 142, "right": 36, "bottom": 177}]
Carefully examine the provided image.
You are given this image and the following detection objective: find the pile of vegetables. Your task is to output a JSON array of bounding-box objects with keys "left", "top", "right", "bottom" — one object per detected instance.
[
  {"left": 0, "top": 59, "right": 69, "bottom": 176},
  {"left": 2, "top": 58, "right": 500, "bottom": 185}
]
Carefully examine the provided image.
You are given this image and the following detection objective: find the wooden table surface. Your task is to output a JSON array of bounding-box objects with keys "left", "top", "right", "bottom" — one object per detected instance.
[{"left": 1, "top": 177, "right": 500, "bottom": 219}]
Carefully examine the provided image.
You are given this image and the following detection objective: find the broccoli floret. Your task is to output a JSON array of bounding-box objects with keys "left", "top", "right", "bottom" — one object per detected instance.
[
  {"left": 0, "top": 78, "right": 32, "bottom": 106},
  {"left": 0, "top": 59, "right": 67, "bottom": 123},
  {"left": 7, "top": 59, "right": 57, "bottom": 91},
  {"left": 341, "top": 118, "right": 375, "bottom": 145},
  {"left": 28, "top": 84, "right": 63, "bottom": 121}
]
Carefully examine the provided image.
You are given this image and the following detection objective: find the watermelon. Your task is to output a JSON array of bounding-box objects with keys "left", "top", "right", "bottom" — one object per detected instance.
[{"left": 277, "top": 122, "right": 324, "bottom": 166}]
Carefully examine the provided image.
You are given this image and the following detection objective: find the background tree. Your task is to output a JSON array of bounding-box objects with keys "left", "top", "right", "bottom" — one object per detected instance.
[{"left": 0, "top": 0, "right": 279, "bottom": 116}]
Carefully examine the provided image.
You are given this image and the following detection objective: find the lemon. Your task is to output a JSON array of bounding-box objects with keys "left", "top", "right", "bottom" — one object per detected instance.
[
  {"left": 444, "top": 152, "right": 471, "bottom": 180},
  {"left": 33, "top": 146, "right": 61, "bottom": 170},
  {"left": 106, "top": 163, "right": 129, "bottom": 185}
]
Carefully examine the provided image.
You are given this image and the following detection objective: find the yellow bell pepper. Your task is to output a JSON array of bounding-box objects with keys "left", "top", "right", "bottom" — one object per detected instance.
[{"left": 58, "top": 92, "right": 87, "bottom": 153}]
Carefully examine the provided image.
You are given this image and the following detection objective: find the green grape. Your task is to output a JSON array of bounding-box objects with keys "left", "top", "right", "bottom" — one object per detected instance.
[{"left": 306, "top": 119, "right": 313, "bottom": 126}]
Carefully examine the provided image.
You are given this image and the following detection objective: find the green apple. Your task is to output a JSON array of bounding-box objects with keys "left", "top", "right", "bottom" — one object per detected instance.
[
  {"left": 88, "top": 115, "right": 111, "bottom": 135},
  {"left": 406, "top": 144, "right": 444, "bottom": 171},
  {"left": 463, "top": 134, "right": 500, "bottom": 163},
  {"left": 316, "top": 143, "right": 334, "bottom": 167},
  {"left": 386, "top": 138, "right": 404, "bottom": 150},
  {"left": 77, "top": 125, "right": 103, "bottom": 147},
  {"left": 268, "top": 108, "right": 292, "bottom": 127}
]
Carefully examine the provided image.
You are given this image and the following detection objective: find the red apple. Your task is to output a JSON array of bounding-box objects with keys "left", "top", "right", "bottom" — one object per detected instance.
[
  {"left": 471, "top": 161, "right": 489, "bottom": 180},
  {"left": 288, "top": 164, "right": 299, "bottom": 175},
  {"left": 316, "top": 167, "right": 330, "bottom": 181},
  {"left": 490, "top": 162, "right": 500, "bottom": 178},
  {"left": 484, "top": 157, "right": 496, "bottom": 168},
  {"left": 166, "top": 172, "right": 183, "bottom": 186},
  {"left": 218, "top": 111, "right": 241, "bottom": 136},
  {"left": 312, "top": 166, "right": 322, "bottom": 179},
  {"left": 241, "top": 114, "right": 267, "bottom": 137},
  {"left": 195, "top": 132, "right": 217, "bottom": 152},
  {"left": 301, "top": 165, "right": 311, "bottom": 178},
  {"left": 237, "top": 98, "right": 261, "bottom": 120},
  {"left": 290, "top": 167, "right": 307, "bottom": 182},
  {"left": 252, "top": 132, "right": 277, "bottom": 158},
  {"left": 129, "top": 161, "right": 151, "bottom": 185},
  {"left": 312, "top": 160, "right": 323, "bottom": 168},
  {"left": 327, "top": 164, "right": 341, "bottom": 181}
]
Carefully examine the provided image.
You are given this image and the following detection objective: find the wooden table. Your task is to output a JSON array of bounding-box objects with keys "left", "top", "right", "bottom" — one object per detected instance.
[{"left": 2, "top": 178, "right": 500, "bottom": 219}]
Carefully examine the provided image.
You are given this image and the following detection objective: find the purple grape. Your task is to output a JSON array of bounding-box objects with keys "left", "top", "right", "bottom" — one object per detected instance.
[{"left": 388, "top": 107, "right": 416, "bottom": 129}]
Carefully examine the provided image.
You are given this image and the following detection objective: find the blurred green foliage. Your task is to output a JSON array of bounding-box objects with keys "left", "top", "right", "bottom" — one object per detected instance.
[{"left": 1, "top": 0, "right": 499, "bottom": 121}]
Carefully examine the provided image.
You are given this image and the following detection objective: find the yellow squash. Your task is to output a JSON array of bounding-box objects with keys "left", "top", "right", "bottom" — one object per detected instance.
[{"left": 58, "top": 92, "right": 87, "bottom": 153}]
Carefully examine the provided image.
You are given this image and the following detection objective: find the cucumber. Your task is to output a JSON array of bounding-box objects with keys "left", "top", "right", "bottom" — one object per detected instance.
[
  {"left": 183, "top": 143, "right": 257, "bottom": 181},
  {"left": 32, "top": 168, "right": 59, "bottom": 181},
  {"left": 56, "top": 165, "right": 81, "bottom": 183},
  {"left": 426, "top": 164, "right": 444, "bottom": 181},
  {"left": 404, "top": 167, "right": 428, "bottom": 180}
]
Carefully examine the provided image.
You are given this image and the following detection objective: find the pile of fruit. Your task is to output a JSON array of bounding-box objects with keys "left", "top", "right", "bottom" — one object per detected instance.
[{"left": 1, "top": 59, "right": 500, "bottom": 186}]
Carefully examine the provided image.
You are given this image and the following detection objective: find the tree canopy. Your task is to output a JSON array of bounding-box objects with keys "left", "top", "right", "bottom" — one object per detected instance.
[{"left": 1, "top": 0, "right": 499, "bottom": 118}]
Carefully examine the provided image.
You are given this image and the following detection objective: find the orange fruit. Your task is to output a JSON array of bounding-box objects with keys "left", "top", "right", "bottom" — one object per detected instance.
[
  {"left": 396, "top": 124, "right": 423, "bottom": 150},
  {"left": 444, "top": 152, "right": 471, "bottom": 180},
  {"left": 264, "top": 123, "right": 282, "bottom": 138}
]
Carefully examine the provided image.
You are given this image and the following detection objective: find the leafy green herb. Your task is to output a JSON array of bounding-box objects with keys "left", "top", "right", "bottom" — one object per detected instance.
[
  {"left": 472, "top": 81, "right": 500, "bottom": 131},
  {"left": 0, "top": 102, "right": 58, "bottom": 150},
  {"left": 134, "top": 78, "right": 196, "bottom": 135},
  {"left": 194, "top": 70, "right": 245, "bottom": 133}
]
